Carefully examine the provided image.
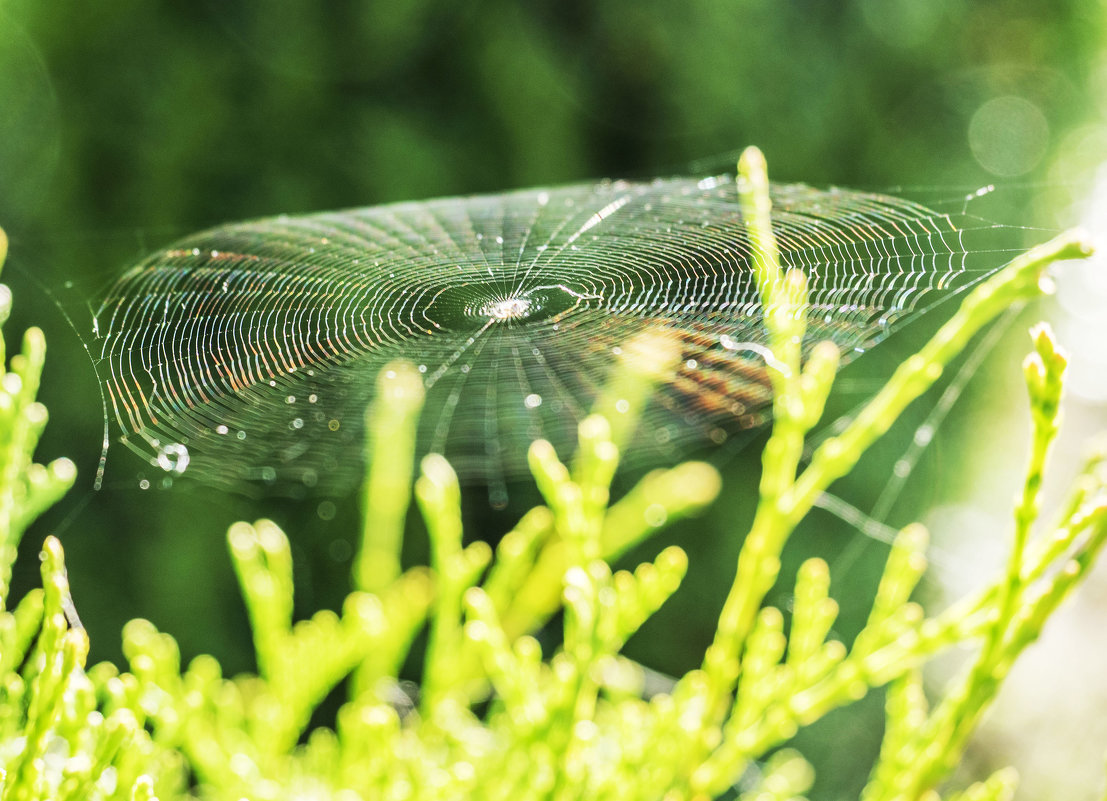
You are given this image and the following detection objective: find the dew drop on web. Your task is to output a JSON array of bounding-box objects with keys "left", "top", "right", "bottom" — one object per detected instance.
[{"left": 156, "top": 443, "right": 190, "bottom": 475}]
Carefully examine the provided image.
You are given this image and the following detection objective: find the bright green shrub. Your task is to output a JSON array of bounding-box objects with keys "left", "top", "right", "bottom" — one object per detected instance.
[{"left": 0, "top": 153, "right": 1101, "bottom": 801}]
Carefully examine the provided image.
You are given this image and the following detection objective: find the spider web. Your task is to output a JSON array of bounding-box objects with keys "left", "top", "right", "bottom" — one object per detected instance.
[{"left": 91, "top": 174, "right": 1011, "bottom": 500}]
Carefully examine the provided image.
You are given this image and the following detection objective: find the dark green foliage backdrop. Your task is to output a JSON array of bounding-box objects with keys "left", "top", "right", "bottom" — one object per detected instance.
[{"left": 0, "top": 2, "right": 1101, "bottom": 796}]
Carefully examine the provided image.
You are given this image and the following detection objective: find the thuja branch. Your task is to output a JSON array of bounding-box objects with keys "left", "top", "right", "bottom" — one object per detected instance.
[
  {"left": 701, "top": 147, "right": 837, "bottom": 716},
  {"left": 697, "top": 146, "right": 1095, "bottom": 766},
  {"left": 788, "top": 228, "right": 1094, "bottom": 529}
]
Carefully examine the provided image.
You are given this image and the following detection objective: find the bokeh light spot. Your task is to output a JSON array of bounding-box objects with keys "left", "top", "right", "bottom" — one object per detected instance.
[{"left": 968, "top": 95, "right": 1049, "bottom": 177}]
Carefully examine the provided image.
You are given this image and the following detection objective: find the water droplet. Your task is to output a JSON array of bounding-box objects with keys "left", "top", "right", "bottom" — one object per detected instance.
[
  {"left": 489, "top": 487, "right": 509, "bottom": 510},
  {"left": 308, "top": 394, "right": 318, "bottom": 403},
  {"left": 139, "top": 479, "right": 150, "bottom": 490},
  {"left": 524, "top": 393, "right": 542, "bottom": 409},
  {"left": 260, "top": 466, "right": 277, "bottom": 481},
  {"left": 236, "top": 430, "right": 247, "bottom": 440},
  {"left": 318, "top": 501, "right": 337, "bottom": 521},
  {"left": 290, "top": 418, "right": 304, "bottom": 429},
  {"left": 156, "top": 443, "right": 190, "bottom": 474},
  {"left": 0, "top": 285, "right": 11, "bottom": 326},
  {"left": 328, "top": 536, "right": 351, "bottom": 560},
  {"left": 328, "top": 419, "right": 340, "bottom": 431},
  {"left": 216, "top": 424, "right": 229, "bottom": 435},
  {"left": 615, "top": 399, "right": 630, "bottom": 414},
  {"left": 644, "top": 503, "right": 668, "bottom": 527},
  {"left": 286, "top": 395, "right": 296, "bottom": 404}
]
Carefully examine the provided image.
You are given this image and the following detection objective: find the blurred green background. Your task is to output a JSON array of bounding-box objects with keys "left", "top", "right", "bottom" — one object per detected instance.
[{"left": 1, "top": 1, "right": 1104, "bottom": 798}]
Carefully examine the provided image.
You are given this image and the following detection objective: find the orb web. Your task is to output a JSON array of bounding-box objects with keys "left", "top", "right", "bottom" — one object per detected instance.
[{"left": 92, "top": 174, "right": 999, "bottom": 497}]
